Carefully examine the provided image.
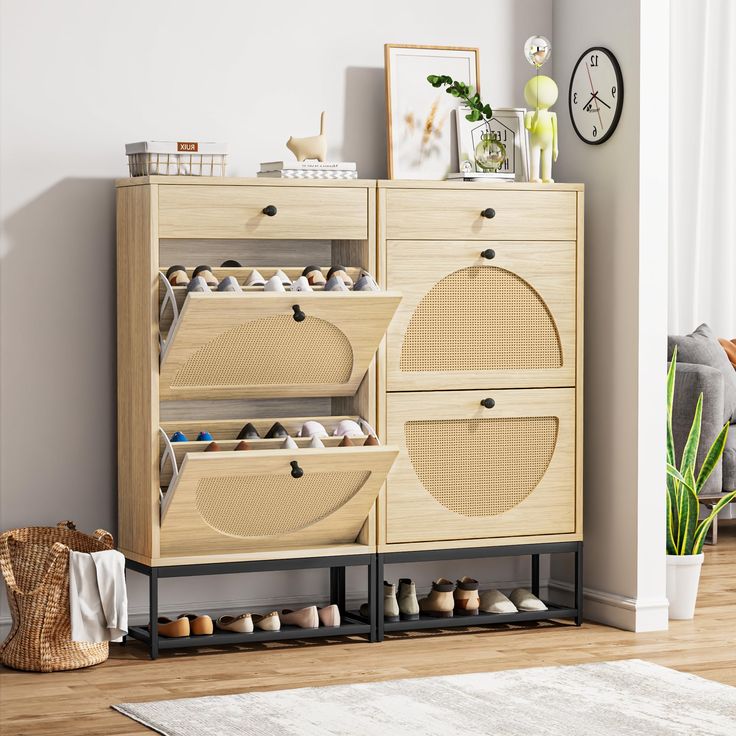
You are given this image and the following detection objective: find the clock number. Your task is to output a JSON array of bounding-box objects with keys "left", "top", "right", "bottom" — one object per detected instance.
[
  {"left": 573, "top": 92, "right": 578, "bottom": 104},
  {"left": 590, "top": 54, "right": 599, "bottom": 67},
  {"left": 592, "top": 125, "right": 598, "bottom": 138},
  {"left": 612, "top": 85, "right": 617, "bottom": 98}
]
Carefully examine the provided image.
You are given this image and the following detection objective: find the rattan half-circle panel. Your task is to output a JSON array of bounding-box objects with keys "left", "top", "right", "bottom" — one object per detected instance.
[
  {"left": 195, "top": 471, "right": 370, "bottom": 537},
  {"left": 405, "top": 417, "right": 559, "bottom": 517},
  {"left": 172, "top": 315, "right": 353, "bottom": 388},
  {"left": 400, "top": 266, "right": 562, "bottom": 372}
]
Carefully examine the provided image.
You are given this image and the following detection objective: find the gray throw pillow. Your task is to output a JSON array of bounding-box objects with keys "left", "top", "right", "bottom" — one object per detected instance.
[{"left": 668, "top": 323, "right": 736, "bottom": 423}]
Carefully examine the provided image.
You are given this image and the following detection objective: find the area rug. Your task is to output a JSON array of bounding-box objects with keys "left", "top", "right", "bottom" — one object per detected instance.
[{"left": 113, "top": 659, "right": 736, "bottom": 736}]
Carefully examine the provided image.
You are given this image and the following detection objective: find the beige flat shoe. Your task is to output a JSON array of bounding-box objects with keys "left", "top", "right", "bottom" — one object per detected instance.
[
  {"left": 252, "top": 611, "right": 281, "bottom": 631},
  {"left": 181, "top": 613, "right": 214, "bottom": 636},
  {"left": 216, "top": 613, "right": 253, "bottom": 633},
  {"left": 280, "top": 606, "right": 319, "bottom": 629},
  {"left": 317, "top": 604, "right": 340, "bottom": 627},
  {"left": 154, "top": 616, "right": 190, "bottom": 638},
  {"left": 509, "top": 588, "right": 547, "bottom": 611},
  {"left": 479, "top": 589, "right": 518, "bottom": 614}
]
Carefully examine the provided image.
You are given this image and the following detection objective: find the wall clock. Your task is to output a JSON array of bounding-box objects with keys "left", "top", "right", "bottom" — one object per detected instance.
[{"left": 569, "top": 47, "right": 623, "bottom": 145}]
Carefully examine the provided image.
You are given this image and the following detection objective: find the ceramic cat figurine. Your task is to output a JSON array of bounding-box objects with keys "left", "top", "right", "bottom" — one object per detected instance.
[{"left": 286, "top": 111, "right": 326, "bottom": 162}]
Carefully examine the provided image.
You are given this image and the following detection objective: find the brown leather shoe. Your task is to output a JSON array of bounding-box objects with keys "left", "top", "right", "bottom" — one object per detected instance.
[
  {"left": 204, "top": 441, "right": 221, "bottom": 452},
  {"left": 234, "top": 440, "right": 250, "bottom": 451},
  {"left": 252, "top": 611, "right": 281, "bottom": 631},
  {"left": 418, "top": 578, "right": 455, "bottom": 618},
  {"left": 155, "top": 616, "right": 190, "bottom": 638},
  {"left": 280, "top": 606, "right": 319, "bottom": 629},
  {"left": 181, "top": 613, "right": 213, "bottom": 635},
  {"left": 454, "top": 576, "right": 480, "bottom": 615},
  {"left": 339, "top": 436, "right": 354, "bottom": 447}
]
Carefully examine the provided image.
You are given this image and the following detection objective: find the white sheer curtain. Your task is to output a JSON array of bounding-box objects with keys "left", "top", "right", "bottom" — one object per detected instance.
[{"left": 669, "top": 0, "right": 736, "bottom": 337}]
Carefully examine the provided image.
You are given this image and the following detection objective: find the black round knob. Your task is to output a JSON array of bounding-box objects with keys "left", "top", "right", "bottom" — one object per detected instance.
[
  {"left": 480, "top": 208, "right": 496, "bottom": 219},
  {"left": 292, "top": 304, "right": 305, "bottom": 322},
  {"left": 262, "top": 205, "right": 278, "bottom": 216},
  {"left": 481, "top": 249, "right": 496, "bottom": 259},
  {"left": 480, "top": 398, "right": 496, "bottom": 409},
  {"left": 290, "top": 461, "right": 304, "bottom": 478}
]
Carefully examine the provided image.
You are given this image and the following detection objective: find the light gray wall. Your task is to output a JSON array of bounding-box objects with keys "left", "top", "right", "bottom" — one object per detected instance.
[
  {"left": 550, "top": 0, "right": 668, "bottom": 631},
  {"left": 0, "top": 0, "right": 554, "bottom": 625}
]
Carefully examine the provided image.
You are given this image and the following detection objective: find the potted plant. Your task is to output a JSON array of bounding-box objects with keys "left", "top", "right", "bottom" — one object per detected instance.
[
  {"left": 665, "top": 347, "right": 734, "bottom": 619},
  {"left": 426, "top": 75, "right": 505, "bottom": 172}
]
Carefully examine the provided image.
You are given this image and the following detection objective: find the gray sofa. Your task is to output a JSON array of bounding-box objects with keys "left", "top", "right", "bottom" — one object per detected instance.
[{"left": 668, "top": 324, "right": 736, "bottom": 496}]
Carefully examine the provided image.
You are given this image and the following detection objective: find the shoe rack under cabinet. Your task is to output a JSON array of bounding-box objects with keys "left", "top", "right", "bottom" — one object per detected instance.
[
  {"left": 116, "top": 177, "right": 400, "bottom": 568},
  {"left": 376, "top": 180, "right": 584, "bottom": 553}
]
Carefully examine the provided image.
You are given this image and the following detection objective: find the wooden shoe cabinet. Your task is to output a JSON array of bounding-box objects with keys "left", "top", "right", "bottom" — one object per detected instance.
[{"left": 117, "top": 177, "right": 584, "bottom": 656}]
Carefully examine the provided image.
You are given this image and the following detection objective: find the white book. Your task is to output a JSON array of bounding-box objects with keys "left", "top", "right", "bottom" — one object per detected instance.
[
  {"left": 257, "top": 170, "right": 358, "bottom": 179},
  {"left": 259, "top": 161, "right": 357, "bottom": 172}
]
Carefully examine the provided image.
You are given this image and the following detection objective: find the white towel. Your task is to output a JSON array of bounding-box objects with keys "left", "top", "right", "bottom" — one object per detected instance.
[{"left": 69, "top": 550, "right": 128, "bottom": 643}]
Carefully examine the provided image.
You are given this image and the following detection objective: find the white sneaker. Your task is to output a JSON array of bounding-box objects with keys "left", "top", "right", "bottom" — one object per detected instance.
[
  {"left": 264, "top": 275, "right": 286, "bottom": 292},
  {"left": 308, "top": 435, "right": 325, "bottom": 449},
  {"left": 186, "top": 276, "right": 210, "bottom": 293},
  {"left": 281, "top": 436, "right": 298, "bottom": 449},
  {"left": 299, "top": 420, "right": 328, "bottom": 438},
  {"left": 216, "top": 276, "right": 242, "bottom": 293},
  {"left": 245, "top": 269, "right": 266, "bottom": 287},
  {"left": 324, "top": 275, "right": 349, "bottom": 292},
  {"left": 290, "top": 276, "right": 313, "bottom": 292},
  {"left": 333, "top": 419, "right": 363, "bottom": 437},
  {"left": 273, "top": 269, "right": 292, "bottom": 286},
  {"left": 479, "top": 589, "right": 517, "bottom": 614}
]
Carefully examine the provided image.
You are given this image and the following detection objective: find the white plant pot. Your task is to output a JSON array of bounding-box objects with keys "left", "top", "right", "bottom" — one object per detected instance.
[{"left": 666, "top": 553, "right": 704, "bottom": 620}]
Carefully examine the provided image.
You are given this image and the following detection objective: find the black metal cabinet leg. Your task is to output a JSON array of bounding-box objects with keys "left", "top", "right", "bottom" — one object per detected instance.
[
  {"left": 575, "top": 543, "right": 584, "bottom": 626},
  {"left": 531, "top": 554, "right": 540, "bottom": 597},
  {"left": 376, "top": 555, "right": 385, "bottom": 642},
  {"left": 149, "top": 568, "right": 159, "bottom": 659},
  {"left": 330, "top": 567, "right": 338, "bottom": 605},
  {"left": 368, "top": 556, "right": 377, "bottom": 642}
]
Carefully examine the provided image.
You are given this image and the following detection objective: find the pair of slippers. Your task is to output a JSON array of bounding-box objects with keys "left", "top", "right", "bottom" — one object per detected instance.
[{"left": 480, "top": 588, "right": 547, "bottom": 614}]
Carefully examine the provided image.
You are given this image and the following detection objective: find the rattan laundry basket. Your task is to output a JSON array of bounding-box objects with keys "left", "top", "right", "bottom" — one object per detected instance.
[{"left": 0, "top": 521, "right": 114, "bottom": 672}]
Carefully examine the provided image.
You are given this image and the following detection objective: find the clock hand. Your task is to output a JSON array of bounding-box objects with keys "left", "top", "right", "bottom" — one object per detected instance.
[
  {"left": 584, "top": 62, "right": 604, "bottom": 131},
  {"left": 591, "top": 92, "right": 611, "bottom": 110}
]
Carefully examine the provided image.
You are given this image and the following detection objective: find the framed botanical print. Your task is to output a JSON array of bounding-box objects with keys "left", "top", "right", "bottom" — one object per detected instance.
[
  {"left": 385, "top": 44, "right": 480, "bottom": 179},
  {"left": 456, "top": 107, "right": 530, "bottom": 181}
]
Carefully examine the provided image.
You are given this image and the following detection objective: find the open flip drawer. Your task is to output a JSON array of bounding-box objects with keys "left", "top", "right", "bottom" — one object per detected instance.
[
  {"left": 159, "top": 446, "right": 398, "bottom": 557},
  {"left": 159, "top": 291, "right": 402, "bottom": 400}
]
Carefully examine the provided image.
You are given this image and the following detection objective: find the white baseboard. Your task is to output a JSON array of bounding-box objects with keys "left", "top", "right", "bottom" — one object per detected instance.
[
  {"left": 0, "top": 575, "right": 548, "bottom": 636},
  {"left": 549, "top": 578, "right": 669, "bottom": 632}
]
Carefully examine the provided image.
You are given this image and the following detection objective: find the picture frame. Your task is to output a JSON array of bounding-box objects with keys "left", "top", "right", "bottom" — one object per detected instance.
[
  {"left": 456, "top": 106, "right": 530, "bottom": 181},
  {"left": 385, "top": 44, "right": 480, "bottom": 180}
]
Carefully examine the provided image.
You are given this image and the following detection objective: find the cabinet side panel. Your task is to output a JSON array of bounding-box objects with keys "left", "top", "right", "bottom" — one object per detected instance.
[
  {"left": 576, "top": 190, "right": 585, "bottom": 536},
  {"left": 117, "top": 185, "right": 159, "bottom": 559}
]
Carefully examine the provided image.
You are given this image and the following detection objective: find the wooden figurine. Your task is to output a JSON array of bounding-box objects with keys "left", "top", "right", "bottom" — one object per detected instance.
[{"left": 286, "top": 111, "right": 327, "bottom": 162}]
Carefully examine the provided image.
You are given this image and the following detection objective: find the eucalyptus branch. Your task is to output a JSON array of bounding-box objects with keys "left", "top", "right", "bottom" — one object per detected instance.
[{"left": 427, "top": 75, "right": 493, "bottom": 123}]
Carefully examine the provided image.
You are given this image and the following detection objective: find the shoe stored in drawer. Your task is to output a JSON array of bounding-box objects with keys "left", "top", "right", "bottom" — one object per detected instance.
[
  {"left": 159, "top": 445, "right": 398, "bottom": 557},
  {"left": 384, "top": 188, "right": 576, "bottom": 241},
  {"left": 384, "top": 388, "right": 576, "bottom": 544},
  {"left": 385, "top": 241, "right": 575, "bottom": 391},
  {"left": 158, "top": 183, "right": 369, "bottom": 240},
  {"left": 159, "top": 291, "right": 401, "bottom": 400}
]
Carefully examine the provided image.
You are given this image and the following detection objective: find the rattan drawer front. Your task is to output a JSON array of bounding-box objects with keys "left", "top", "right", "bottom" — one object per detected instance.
[
  {"left": 160, "top": 446, "right": 398, "bottom": 557},
  {"left": 384, "top": 189, "right": 576, "bottom": 240},
  {"left": 159, "top": 291, "right": 401, "bottom": 400},
  {"left": 385, "top": 241, "right": 576, "bottom": 391},
  {"left": 385, "top": 388, "right": 576, "bottom": 544},
  {"left": 158, "top": 184, "right": 368, "bottom": 239}
]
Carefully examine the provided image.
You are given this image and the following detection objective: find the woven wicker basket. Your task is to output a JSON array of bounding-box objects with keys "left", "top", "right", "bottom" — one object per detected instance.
[{"left": 0, "top": 521, "right": 114, "bottom": 672}]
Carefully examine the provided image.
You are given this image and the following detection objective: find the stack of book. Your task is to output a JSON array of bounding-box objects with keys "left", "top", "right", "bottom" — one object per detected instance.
[{"left": 257, "top": 161, "right": 358, "bottom": 179}]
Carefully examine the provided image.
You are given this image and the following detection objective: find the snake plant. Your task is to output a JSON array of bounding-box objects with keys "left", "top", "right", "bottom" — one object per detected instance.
[{"left": 666, "top": 346, "right": 735, "bottom": 555}]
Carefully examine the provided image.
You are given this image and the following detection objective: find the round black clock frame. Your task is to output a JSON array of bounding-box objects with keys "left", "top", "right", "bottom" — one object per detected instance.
[{"left": 568, "top": 46, "right": 624, "bottom": 145}]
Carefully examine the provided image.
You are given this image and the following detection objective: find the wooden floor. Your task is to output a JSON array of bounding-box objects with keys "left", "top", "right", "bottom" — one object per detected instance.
[{"left": 2, "top": 524, "right": 735, "bottom": 735}]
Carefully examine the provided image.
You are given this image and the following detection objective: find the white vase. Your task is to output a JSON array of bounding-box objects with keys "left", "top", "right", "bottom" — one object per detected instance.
[{"left": 666, "top": 553, "right": 704, "bottom": 620}]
